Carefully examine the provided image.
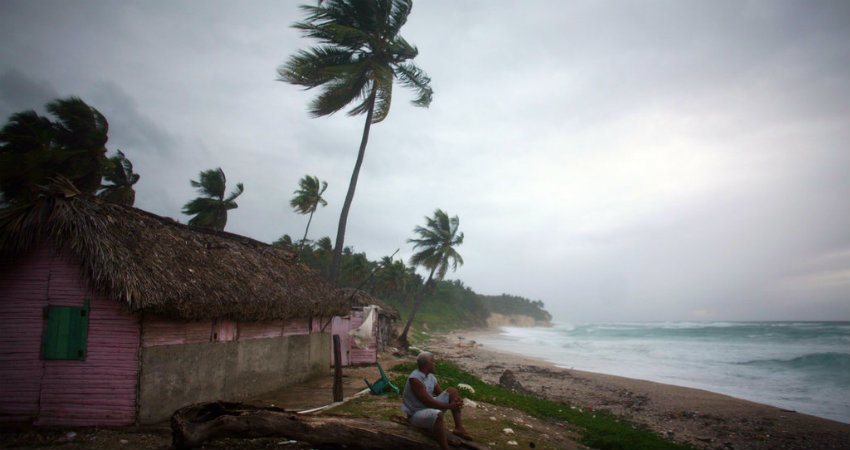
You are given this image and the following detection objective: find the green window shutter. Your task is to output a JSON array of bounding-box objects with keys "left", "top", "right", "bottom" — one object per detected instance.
[{"left": 43, "top": 300, "right": 89, "bottom": 360}]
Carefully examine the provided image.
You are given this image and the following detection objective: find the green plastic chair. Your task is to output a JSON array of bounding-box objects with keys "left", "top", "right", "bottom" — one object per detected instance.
[{"left": 364, "top": 363, "right": 400, "bottom": 395}]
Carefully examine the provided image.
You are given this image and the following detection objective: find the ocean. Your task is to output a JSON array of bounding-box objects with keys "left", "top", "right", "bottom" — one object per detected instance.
[{"left": 476, "top": 321, "right": 850, "bottom": 423}]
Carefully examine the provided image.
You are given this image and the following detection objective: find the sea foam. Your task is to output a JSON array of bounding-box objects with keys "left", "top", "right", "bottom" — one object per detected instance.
[{"left": 477, "top": 321, "right": 850, "bottom": 423}]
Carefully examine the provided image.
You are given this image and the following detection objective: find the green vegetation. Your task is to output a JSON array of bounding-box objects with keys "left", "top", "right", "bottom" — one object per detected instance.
[
  {"left": 480, "top": 294, "right": 552, "bottom": 323},
  {"left": 276, "top": 234, "right": 550, "bottom": 332},
  {"left": 181, "top": 167, "right": 244, "bottom": 231},
  {"left": 98, "top": 150, "right": 140, "bottom": 206},
  {"left": 388, "top": 360, "right": 694, "bottom": 450},
  {"left": 278, "top": 0, "right": 433, "bottom": 285},
  {"left": 1, "top": 97, "right": 142, "bottom": 208}
]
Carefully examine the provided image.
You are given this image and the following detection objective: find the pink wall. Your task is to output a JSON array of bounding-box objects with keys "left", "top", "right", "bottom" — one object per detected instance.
[
  {"left": 141, "top": 317, "right": 313, "bottom": 347},
  {"left": 330, "top": 308, "right": 378, "bottom": 367},
  {"left": 0, "top": 245, "right": 140, "bottom": 426}
]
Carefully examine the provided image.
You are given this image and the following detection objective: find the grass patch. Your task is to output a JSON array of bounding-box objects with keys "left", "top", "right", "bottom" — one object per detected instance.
[{"left": 390, "top": 360, "right": 694, "bottom": 450}]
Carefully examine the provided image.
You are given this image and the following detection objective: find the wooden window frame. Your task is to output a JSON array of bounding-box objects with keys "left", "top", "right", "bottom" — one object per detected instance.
[{"left": 42, "top": 299, "right": 89, "bottom": 360}]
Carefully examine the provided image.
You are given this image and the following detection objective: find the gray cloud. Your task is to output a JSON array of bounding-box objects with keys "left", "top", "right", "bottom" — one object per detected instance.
[
  {"left": 1, "top": 0, "right": 847, "bottom": 321},
  {"left": 0, "top": 69, "right": 59, "bottom": 118}
]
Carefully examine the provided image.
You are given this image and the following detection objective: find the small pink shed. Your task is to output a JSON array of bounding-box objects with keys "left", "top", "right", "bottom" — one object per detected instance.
[
  {"left": 0, "top": 195, "right": 348, "bottom": 425},
  {"left": 330, "top": 288, "right": 399, "bottom": 367}
]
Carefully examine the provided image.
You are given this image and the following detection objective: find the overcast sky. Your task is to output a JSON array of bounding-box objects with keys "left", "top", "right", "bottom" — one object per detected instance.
[{"left": 1, "top": 0, "right": 848, "bottom": 322}]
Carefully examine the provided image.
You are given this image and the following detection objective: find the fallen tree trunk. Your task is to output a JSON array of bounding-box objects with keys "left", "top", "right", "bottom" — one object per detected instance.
[{"left": 172, "top": 402, "right": 488, "bottom": 450}]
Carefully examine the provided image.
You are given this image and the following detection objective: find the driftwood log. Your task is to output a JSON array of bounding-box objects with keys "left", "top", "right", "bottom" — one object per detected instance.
[{"left": 171, "top": 402, "right": 489, "bottom": 450}]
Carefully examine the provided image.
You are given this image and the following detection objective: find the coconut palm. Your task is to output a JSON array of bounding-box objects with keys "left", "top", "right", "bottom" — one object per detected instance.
[
  {"left": 273, "top": 234, "right": 296, "bottom": 250},
  {"left": 290, "top": 174, "right": 328, "bottom": 251},
  {"left": 181, "top": 168, "right": 244, "bottom": 231},
  {"left": 398, "top": 209, "right": 464, "bottom": 346},
  {"left": 0, "top": 97, "right": 108, "bottom": 204},
  {"left": 278, "top": 0, "right": 433, "bottom": 285},
  {"left": 98, "top": 150, "right": 140, "bottom": 205}
]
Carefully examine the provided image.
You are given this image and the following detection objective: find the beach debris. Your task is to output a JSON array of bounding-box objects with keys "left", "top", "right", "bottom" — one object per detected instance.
[
  {"left": 120, "top": 439, "right": 129, "bottom": 444},
  {"left": 457, "top": 383, "right": 476, "bottom": 394},
  {"left": 498, "top": 369, "right": 526, "bottom": 393},
  {"left": 506, "top": 440, "right": 518, "bottom": 445},
  {"left": 463, "top": 398, "right": 478, "bottom": 408},
  {"left": 490, "top": 416, "right": 497, "bottom": 421},
  {"left": 502, "top": 428, "right": 515, "bottom": 435}
]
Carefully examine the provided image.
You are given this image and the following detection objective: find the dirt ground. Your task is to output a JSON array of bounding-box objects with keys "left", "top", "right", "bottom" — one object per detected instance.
[
  {"left": 4, "top": 330, "right": 847, "bottom": 450},
  {"left": 0, "top": 347, "right": 582, "bottom": 450}
]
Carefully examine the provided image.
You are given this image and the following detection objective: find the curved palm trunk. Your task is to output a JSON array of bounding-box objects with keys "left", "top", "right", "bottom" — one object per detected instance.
[
  {"left": 298, "top": 209, "right": 315, "bottom": 254},
  {"left": 329, "top": 86, "right": 377, "bottom": 285},
  {"left": 398, "top": 267, "right": 436, "bottom": 348}
]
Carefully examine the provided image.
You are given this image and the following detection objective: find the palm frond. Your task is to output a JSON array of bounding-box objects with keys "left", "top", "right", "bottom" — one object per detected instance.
[
  {"left": 46, "top": 96, "right": 108, "bottom": 150},
  {"left": 191, "top": 168, "right": 226, "bottom": 199},
  {"left": 224, "top": 182, "right": 244, "bottom": 203},
  {"left": 315, "top": 73, "right": 371, "bottom": 117},
  {"left": 387, "top": 0, "right": 412, "bottom": 36},
  {"left": 370, "top": 66, "right": 394, "bottom": 123},
  {"left": 278, "top": 46, "right": 357, "bottom": 88},
  {"left": 395, "top": 61, "right": 433, "bottom": 107}
]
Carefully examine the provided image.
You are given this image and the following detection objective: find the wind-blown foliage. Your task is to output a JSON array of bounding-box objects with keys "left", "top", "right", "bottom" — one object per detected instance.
[
  {"left": 181, "top": 168, "right": 244, "bottom": 231},
  {"left": 290, "top": 174, "right": 328, "bottom": 250},
  {"left": 399, "top": 209, "right": 464, "bottom": 345},
  {"left": 98, "top": 150, "right": 140, "bottom": 205},
  {"left": 0, "top": 97, "right": 108, "bottom": 204},
  {"left": 278, "top": 0, "right": 433, "bottom": 285}
]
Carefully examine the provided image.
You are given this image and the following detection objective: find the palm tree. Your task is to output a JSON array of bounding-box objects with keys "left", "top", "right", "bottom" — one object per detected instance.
[
  {"left": 181, "top": 168, "right": 244, "bottom": 231},
  {"left": 398, "top": 209, "right": 464, "bottom": 347},
  {"left": 290, "top": 174, "right": 328, "bottom": 251},
  {"left": 278, "top": 0, "right": 433, "bottom": 285},
  {"left": 273, "top": 234, "right": 296, "bottom": 249},
  {"left": 0, "top": 97, "right": 108, "bottom": 204},
  {"left": 98, "top": 150, "right": 140, "bottom": 205}
]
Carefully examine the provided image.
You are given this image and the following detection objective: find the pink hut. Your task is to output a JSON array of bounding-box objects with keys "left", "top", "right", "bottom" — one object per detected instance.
[
  {"left": 330, "top": 288, "right": 399, "bottom": 366},
  {"left": 0, "top": 195, "right": 347, "bottom": 426}
]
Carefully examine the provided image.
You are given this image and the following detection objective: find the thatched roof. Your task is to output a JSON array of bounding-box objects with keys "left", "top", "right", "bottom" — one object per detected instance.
[
  {"left": 0, "top": 194, "right": 348, "bottom": 321},
  {"left": 337, "top": 287, "right": 400, "bottom": 320}
]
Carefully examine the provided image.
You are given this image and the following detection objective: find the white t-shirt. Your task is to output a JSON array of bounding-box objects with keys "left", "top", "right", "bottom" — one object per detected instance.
[{"left": 401, "top": 368, "right": 438, "bottom": 415}]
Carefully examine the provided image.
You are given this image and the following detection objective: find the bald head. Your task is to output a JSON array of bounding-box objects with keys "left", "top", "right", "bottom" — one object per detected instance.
[{"left": 417, "top": 351, "right": 434, "bottom": 370}]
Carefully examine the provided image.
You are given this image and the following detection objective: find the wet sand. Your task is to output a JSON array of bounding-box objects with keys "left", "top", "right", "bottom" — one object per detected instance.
[{"left": 426, "top": 329, "right": 849, "bottom": 450}]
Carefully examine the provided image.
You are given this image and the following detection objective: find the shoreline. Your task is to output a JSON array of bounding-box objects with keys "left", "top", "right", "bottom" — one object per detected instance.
[{"left": 425, "top": 328, "right": 849, "bottom": 450}]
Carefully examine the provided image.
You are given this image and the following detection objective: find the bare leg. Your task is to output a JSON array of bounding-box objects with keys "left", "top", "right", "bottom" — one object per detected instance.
[
  {"left": 446, "top": 387, "right": 469, "bottom": 438},
  {"left": 433, "top": 411, "right": 448, "bottom": 450}
]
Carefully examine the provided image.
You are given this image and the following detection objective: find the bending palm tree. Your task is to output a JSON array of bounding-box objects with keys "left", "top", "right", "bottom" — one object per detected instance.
[
  {"left": 398, "top": 209, "right": 464, "bottom": 347},
  {"left": 0, "top": 97, "right": 108, "bottom": 204},
  {"left": 290, "top": 174, "right": 328, "bottom": 252},
  {"left": 182, "top": 168, "right": 244, "bottom": 231},
  {"left": 278, "top": 0, "right": 433, "bottom": 285},
  {"left": 98, "top": 150, "right": 140, "bottom": 205}
]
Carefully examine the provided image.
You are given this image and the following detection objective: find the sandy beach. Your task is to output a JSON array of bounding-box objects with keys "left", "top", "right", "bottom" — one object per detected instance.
[{"left": 426, "top": 329, "right": 849, "bottom": 450}]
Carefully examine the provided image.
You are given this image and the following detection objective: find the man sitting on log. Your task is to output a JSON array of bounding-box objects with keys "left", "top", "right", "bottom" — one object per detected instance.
[{"left": 401, "top": 351, "right": 472, "bottom": 449}]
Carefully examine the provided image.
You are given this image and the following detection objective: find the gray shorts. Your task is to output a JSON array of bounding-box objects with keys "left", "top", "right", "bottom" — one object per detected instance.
[{"left": 408, "top": 391, "right": 451, "bottom": 429}]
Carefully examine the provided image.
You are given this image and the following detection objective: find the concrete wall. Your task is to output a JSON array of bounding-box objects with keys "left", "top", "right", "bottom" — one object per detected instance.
[{"left": 138, "top": 333, "right": 330, "bottom": 423}]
